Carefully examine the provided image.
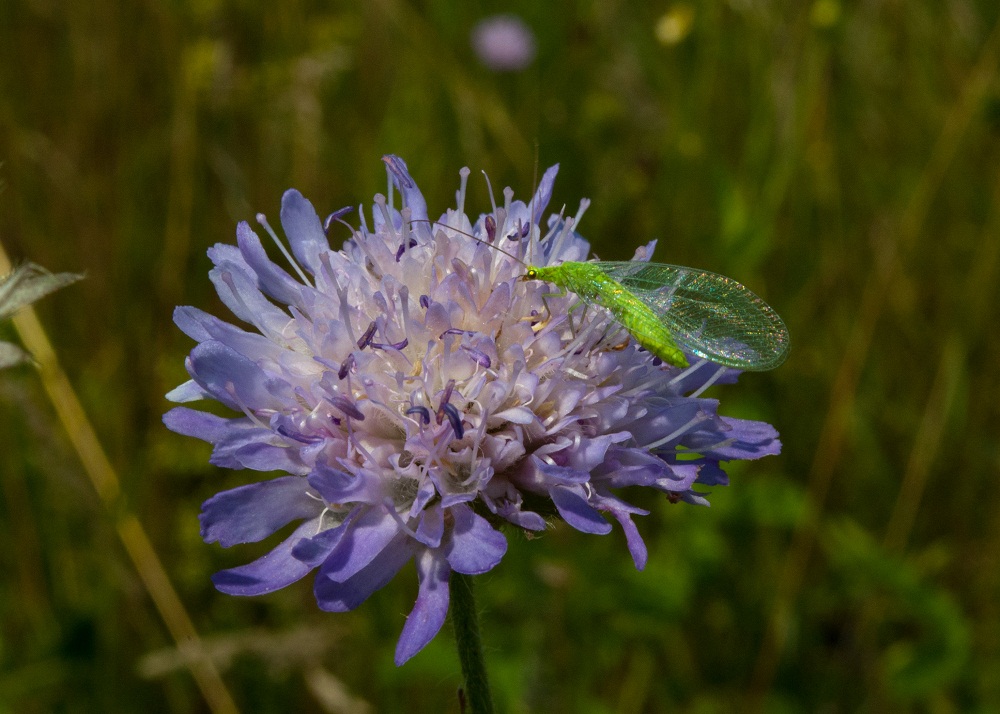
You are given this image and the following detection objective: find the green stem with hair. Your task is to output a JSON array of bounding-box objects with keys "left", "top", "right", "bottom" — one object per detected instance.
[{"left": 450, "top": 572, "right": 494, "bottom": 714}]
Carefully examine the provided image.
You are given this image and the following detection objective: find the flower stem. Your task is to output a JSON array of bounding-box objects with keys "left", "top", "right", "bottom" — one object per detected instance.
[{"left": 451, "top": 571, "right": 494, "bottom": 714}]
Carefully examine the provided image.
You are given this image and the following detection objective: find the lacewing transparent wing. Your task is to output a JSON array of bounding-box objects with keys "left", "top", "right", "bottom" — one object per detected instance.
[{"left": 593, "top": 261, "right": 789, "bottom": 371}]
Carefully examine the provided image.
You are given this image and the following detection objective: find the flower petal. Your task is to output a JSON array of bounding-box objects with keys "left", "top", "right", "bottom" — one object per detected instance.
[
  {"left": 308, "top": 463, "right": 385, "bottom": 505},
  {"left": 173, "top": 305, "right": 285, "bottom": 362},
  {"left": 687, "top": 417, "right": 782, "bottom": 460},
  {"left": 395, "top": 549, "right": 451, "bottom": 665},
  {"left": 493, "top": 495, "right": 547, "bottom": 531},
  {"left": 209, "top": 260, "right": 292, "bottom": 341},
  {"left": 236, "top": 221, "right": 307, "bottom": 308},
  {"left": 291, "top": 511, "right": 359, "bottom": 567},
  {"left": 693, "top": 462, "right": 730, "bottom": 487},
  {"left": 280, "top": 189, "right": 330, "bottom": 276},
  {"left": 314, "top": 533, "right": 414, "bottom": 612},
  {"left": 383, "top": 155, "right": 428, "bottom": 222},
  {"left": 444, "top": 504, "right": 507, "bottom": 575},
  {"left": 415, "top": 504, "right": 444, "bottom": 548},
  {"left": 550, "top": 484, "right": 612, "bottom": 535},
  {"left": 200, "top": 475, "right": 318, "bottom": 547},
  {"left": 321, "top": 506, "right": 401, "bottom": 582},
  {"left": 608, "top": 507, "right": 648, "bottom": 570},
  {"left": 211, "top": 518, "right": 319, "bottom": 595},
  {"left": 185, "top": 340, "right": 291, "bottom": 411},
  {"left": 165, "top": 407, "right": 309, "bottom": 474},
  {"left": 505, "top": 163, "right": 558, "bottom": 230},
  {"left": 164, "top": 379, "right": 209, "bottom": 403}
]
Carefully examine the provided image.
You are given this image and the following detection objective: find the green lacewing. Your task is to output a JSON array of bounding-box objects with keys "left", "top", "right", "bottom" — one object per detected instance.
[
  {"left": 416, "top": 217, "right": 789, "bottom": 372},
  {"left": 522, "top": 260, "right": 789, "bottom": 371}
]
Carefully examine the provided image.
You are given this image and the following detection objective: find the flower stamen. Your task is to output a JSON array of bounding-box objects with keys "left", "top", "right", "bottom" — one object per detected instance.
[
  {"left": 357, "top": 321, "right": 377, "bottom": 350},
  {"left": 644, "top": 412, "right": 713, "bottom": 451},
  {"left": 687, "top": 365, "right": 728, "bottom": 398},
  {"left": 256, "top": 212, "right": 313, "bottom": 287}
]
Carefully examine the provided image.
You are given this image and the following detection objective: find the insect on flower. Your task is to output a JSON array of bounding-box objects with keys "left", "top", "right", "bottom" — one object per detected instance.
[
  {"left": 522, "top": 260, "right": 789, "bottom": 371},
  {"left": 420, "top": 218, "right": 790, "bottom": 372},
  {"left": 165, "top": 155, "right": 785, "bottom": 665}
]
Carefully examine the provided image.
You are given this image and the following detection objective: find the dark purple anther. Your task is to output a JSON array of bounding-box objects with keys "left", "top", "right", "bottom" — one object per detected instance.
[
  {"left": 405, "top": 406, "right": 431, "bottom": 425},
  {"left": 383, "top": 155, "right": 415, "bottom": 188},
  {"left": 276, "top": 426, "right": 324, "bottom": 444},
  {"left": 435, "top": 379, "right": 456, "bottom": 425},
  {"left": 461, "top": 345, "right": 492, "bottom": 369},
  {"left": 323, "top": 206, "right": 355, "bottom": 235},
  {"left": 395, "top": 237, "right": 419, "bottom": 262},
  {"left": 371, "top": 338, "right": 409, "bottom": 351},
  {"left": 485, "top": 215, "right": 496, "bottom": 243},
  {"left": 505, "top": 219, "right": 530, "bottom": 242},
  {"left": 330, "top": 395, "right": 365, "bottom": 421},
  {"left": 441, "top": 379, "right": 455, "bottom": 407},
  {"left": 441, "top": 403, "right": 464, "bottom": 439},
  {"left": 338, "top": 353, "right": 356, "bottom": 380},
  {"left": 357, "top": 321, "right": 377, "bottom": 350},
  {"left": 440, "top": 328, "right": 473, "bottom": 338},
  {"left": 419, "top": 295, "right": 430, "bottom": 309}
]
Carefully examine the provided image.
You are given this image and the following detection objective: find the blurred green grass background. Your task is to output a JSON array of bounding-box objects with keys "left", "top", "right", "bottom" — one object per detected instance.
[{"left": 2, "top": 0, "right": 999, "bottom": 711}]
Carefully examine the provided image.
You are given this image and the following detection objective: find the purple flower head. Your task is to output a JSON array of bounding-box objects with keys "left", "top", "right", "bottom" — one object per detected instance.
[
  {"left": 471, "top": 14, "right": 537, "bottom": 72},
  {"left": 165, "top": 156, "right": 781, "bottom": 664}
]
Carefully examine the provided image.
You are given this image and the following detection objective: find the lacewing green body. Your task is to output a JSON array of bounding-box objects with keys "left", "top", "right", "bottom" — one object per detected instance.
[{"left": 523, "top": 261, "right": 789, "bottom": 372}]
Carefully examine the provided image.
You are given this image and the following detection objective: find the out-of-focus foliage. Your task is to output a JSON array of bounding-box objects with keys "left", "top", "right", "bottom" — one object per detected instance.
[
  {"left": 0, "top": 263, "right": 81, "bottom": 367},
  {"left": 1, "top": 0, "right": 998, "bottom": 711}
]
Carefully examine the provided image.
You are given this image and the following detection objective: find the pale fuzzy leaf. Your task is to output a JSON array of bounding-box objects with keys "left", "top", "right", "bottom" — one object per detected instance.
[
  {"left": 0, "top": 341, "right": 32, "bottom": 369},
  {"left": 0, "top": 263, "right": 83, "bottom": 320}
]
